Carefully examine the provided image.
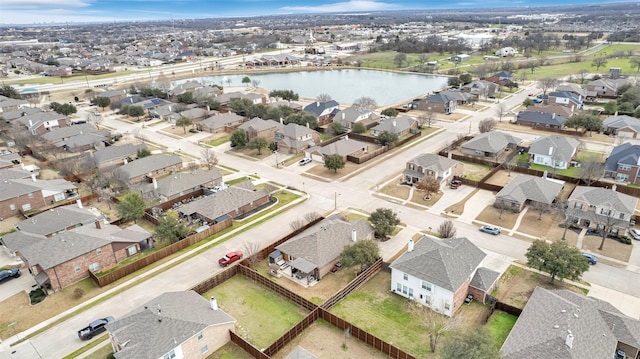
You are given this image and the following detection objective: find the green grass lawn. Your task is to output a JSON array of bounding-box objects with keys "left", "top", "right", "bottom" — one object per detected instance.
[
  {"left": 202, "top": 276, "right": 308, "bottom": 348},
  {"left": 590, "top": 43, "right": 640, "bottom": 57},
  {"left": 206, "top": 135, "right": 230, "bottom": 147},
  {"left": 529, "top": 163, "right": 581, "bottom": 178},
  {"left": 528, "top": 58, "right": 637, "bottom": 80},
  {"left": 486, "top": 311, "right": 518, "bottom": 349}
]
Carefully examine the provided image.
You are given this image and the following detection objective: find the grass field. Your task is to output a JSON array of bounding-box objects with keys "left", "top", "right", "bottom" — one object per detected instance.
[
  {"left": 486, "top": 311, "right": 518, "bottom": 349},
  {"left": 202, "top": 276, "right": 309, "bottom": 348}
]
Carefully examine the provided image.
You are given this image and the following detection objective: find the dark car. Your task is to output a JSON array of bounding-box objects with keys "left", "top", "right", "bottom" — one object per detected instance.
[
  {"left": 479, "top": 225, "right": 501, "bottom": 235},
  {"left": 77, "top": 316, "right": 114, "bottom": 340},
  {"left": 0, "top": 268, "right": 20, "bottom": 283},
  {"left": 464, "top": 294, "right": 474, "bottom": 304},
  {"left": 582, "top": 252, "right": 598, "bottom": 265},
  {"left": 218, "top": 250, "right": 243, "bottom": 267}
]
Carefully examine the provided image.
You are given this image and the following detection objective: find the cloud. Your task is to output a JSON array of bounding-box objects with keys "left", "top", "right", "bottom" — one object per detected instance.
[
  {"left": 281, "top": 0, "right": 399, "bottom": 13},
  {"left": 2, "top": 0, "right": 91, "bottom": 7}
]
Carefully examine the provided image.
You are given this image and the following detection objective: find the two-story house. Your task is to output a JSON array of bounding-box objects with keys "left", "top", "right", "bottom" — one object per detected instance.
[
  {"left": 403, "top": 153, "right": 463, "bottom": 187},
  {"left": 274, "top": 123, "right": 320, "bottom": 154},
  {"left": 567, "top": 186, "right": 638, "bottom": 235},
  {"left": 604, "top": 143, "right": 640, "bottom": 184},
  {"left": 548, "top": 91, "right": 583, "bottom": 110},
  {"left": 106, "top": 291, "right": 236, "bottom": 359},
  {"left": 529, "top": 135, "right": 580, "bottom": 170},
  {"left": 390, "top": 236, "right": 500, "bottom": 317},
  {"left": 417, "top": 93, "right": 457, "bottom": 114},
  {"left": 603, "top": 115, "right": 640, "bottom": 139},
  {"left": 584, "top": 78, "right": 629, "bottom": 98},
  {"left": 332, "top": 106, "right": 380, "bottom": 130},
  {"left": 370, "top": 115, "right": 418, "bottom": 137},
  {"left": 303, "top": 100, "right": 339, "bottom": 126},
  {"left": 238, "top": 117, "right": 282, "bottom": 141}
]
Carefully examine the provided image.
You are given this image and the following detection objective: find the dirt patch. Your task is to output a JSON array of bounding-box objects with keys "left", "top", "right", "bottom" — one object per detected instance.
[
  {"left": 410, "top": 189, "right": 443, "bottom": 206},
  {"left": 159, "top": 124, "right": 200, "bottom": 137},
  {"left": 483, "top": 170, "right": 516, "bottom": 187},
  {"left": 474, "top": 205, "right": 518, "bottom": 230},
  {"left": 580, "top": 235, "right": 632, "bottom": 263},
  {"left": 495, "top": 122, "right": 615, "bottom": 145},
  {"left": 379, "top": 181, "right": 410, "bottom": 201},
  {"left": 543, "top": 222, "right": 580, "bottom": 247},
  {"left": 269, "top": 321, "right": 391, "bottom": 359},
  {"left": 305, "top": 161, "right": 363, "bottom": 180},
  {"left": 557, "top": 183, "right": 576, "bottom": 201},
  {"left": 516, "top": 209, "right": 559, "bottom": 241},
  {"left": 493, "top": 265, "right": 587, "bottom": 309},
  {"left": 462, "top": 162, "right": 494, "bottom": 181}
]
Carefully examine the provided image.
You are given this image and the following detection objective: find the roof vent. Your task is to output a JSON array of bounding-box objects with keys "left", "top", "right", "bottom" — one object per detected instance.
[{"left": 553, "top": 325, "right": 560, "bottom": 329}]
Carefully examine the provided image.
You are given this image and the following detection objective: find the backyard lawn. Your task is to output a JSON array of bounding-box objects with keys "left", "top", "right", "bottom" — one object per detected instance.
[
  {"left": 486, "top": 311, "right": 518, "bottom": 349},
  {"left": 202, "top": 276, "right": 309, "bottom": 349}
]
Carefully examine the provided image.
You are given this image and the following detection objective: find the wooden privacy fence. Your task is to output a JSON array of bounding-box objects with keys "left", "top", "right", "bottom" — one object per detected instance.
[
  {"left": 239, "top": 265, "right": 318, "bottom": 311},
  {"left": 263, "top": 310, "right": 320, "bottom": 356},
  {"left": 90, "top": 217, "right": 232, "bottom": 287},
  {"left": 230, "top": 331, "right": 270, "bottom": 359},
  {"left": 321, "top": 257, "right": 383, "bottom": 309}
]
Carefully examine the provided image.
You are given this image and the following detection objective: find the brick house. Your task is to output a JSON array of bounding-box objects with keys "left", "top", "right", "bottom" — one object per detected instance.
[
  {"left": 15, "top": 111, "right": 70, "bottom": 135},
  {"left": 197, "top": 112, "right": 245, "bottom": 134},
  {"left": 390, "top": 236, "right": 500, "bottom": 317},
  {"left": 106, "top": 291, "right": 236, "bottom": 359},
  {"left": 567, "top": 186, "right": 638, "bottom": 235},
  {"left": 238, "top": 117, "right": 282, "bottom": 141},
  {"left": 303, "top": 100, "right": 339, "bottom": 126},
  {"left": 495, "top": 174, "right": 563, "bottom": 213},
  {"left": 91, "top": 143, "right": 148, "bottom": 169},
  {"left": 370, "top": 115, "right": 418, "bottom": 137},
  {"left": 0, "top": 180, "right": 45, "bottom": 219},
  {"left": 274, "top": 123, "right": 320, "bottom": 154},
  {"left": 403, "top": 153, "right": 463, "bottom": 187},
  {"left": 417, "top": 93, "right": 457, "bottom": 114},
  {"left": 116, "top": 154, "right": 183, "bottom": 185},
  {"left": 603, "top": 115, "right": 640, "bottom": 139},
  {"left": 604, "top": 143, "right": 640, "bottom": 183},
  {"left": 460, "top": 131, "right": 521, "bottom": 158}
]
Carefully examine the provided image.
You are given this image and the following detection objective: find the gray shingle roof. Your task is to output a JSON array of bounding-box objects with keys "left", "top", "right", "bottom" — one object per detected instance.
[
  {"left": 116, "top": 154, "right": 182, "bottom": 180},
  {"left": 406, "top": 153, "right": 460, "bottom": 173},
  {"left": 40, "top": 123, "right": 99, "bottom": 143},
  {"left": 312, "top": 138, "right": 368, "bottom": 157},
  {"left": 569, "top": 186, "right": 637, "bottom": 214},
  {"left": 469, "top": 267, "right": 500, "bottom": 292},
  {"left": 178, "top": 184, "right": 269, "bottom": 221},
  {"left": 603, "top": 115, "right": 640, "bottom": 133},
  {"left": 517, "top": 111, "right": 567, "bottom": 127},
  {"left": 92, "top": 143, "right": 147, "bottom": 164},
  {"left": 16, "top": 205, "right": 104, "bottom": 236},
  {"left": 371, "top": 115, "right": 416, "bottom": 134},
  {"left": 0, "top": 181, "right": 39, "bottom": 201},
  {"left": 285, "top": 346, "right": 319, "bottom": 359},
  {"left": 151, "top": 169, "right": 222, "bottom": 198},
  {"left": 106, "top": 291, "right": 236, "bottom": 359},
  {"left": 17, "top": 230, "right": 111, "bottom": 269},
  {"left": 390, "top": 236, "right": 486, "bottom": 292},
  {"left": 496, "top": 174, "right": 564, "bottom": 205},
  {"left": 276, "top": 214, "right": 374, "bottom": 269},
  {"left": 501, "top": 287, "right": 636, "bottom": 359},
  {"left": 303, "top": 100, "right": 339, "bottom": 116},
  {"left": 199, "top": 112, "right": 244, "bottom": 130},
  {"left": 238, "top": 117, "right": 282, "bottom": 132},
  {"left": 0, "top": 168, "right": 32, "bottom": 181},
  {"left": 529, "top": 135, "right": 580, "bottom": 163},
  {"left": 461, "top": 131, "right": 521, "bottom": 154},
  {"left": 605, "top": 143, "right": 640, "bottom": 172}
]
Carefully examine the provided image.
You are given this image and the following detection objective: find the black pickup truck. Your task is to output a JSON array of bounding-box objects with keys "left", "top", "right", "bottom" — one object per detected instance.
[{"left": 77, "top": 316, "right": 114, "bottom": 340}]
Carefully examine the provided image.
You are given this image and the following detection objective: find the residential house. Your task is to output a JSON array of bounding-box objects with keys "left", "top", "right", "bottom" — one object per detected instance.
[
  {"left": 402, "top": 153, "right": 463, "bottom": 186},
  {"left": 501, "top": 287, "right": 640, "bottom": 359},
  {"left": 1, "top": 107, "right": 41, "bottom": 123},
  {"left": 556, "top": 83, "right": 587, "bottom": 98},
  {"left": 2, "top": 221, "right": 152, "bottom": 292},
  {"left": 106, "top": 291, "right": 236, "bottom": 359},
  {"left": 604, "top": 143, "right": 640, "bottom": 183},
  {"left": 0, "top": 178, "right": 78, "bottom": 219},
  {"left": 495, "top": 174, "right": 563, "bottom": 212},
  {"left": 275, "top": 214, "right": 374, "bottom": 283},
  {"left": 584, "top": 78, "right": 629, "bottom": 98},
  {"left": 0, "top": 97, "right": 29, "bottom": 113},
  {"left": 438, "top": 90, "right": 473, "bottom": 105},
  {"left": 151, "top": 103, "right": 180, "bottom": 122},
  {"left": 548, "top": 90, "right": 583, "bottom": 110},
  {"left": 450, "top": 54, "right": 470, "bottom": 62},
  {"left": 98, "top": 89, "right": 127, "bottom": 104},
  {"left": 39, "top": 123, "right": 104, "bottom": 147},
  {"left": 417, "top": 93, "right": 457, "bottom": 114},
  {"left": 462, "top": 80, "right": 498, "bottom": 98},
  {"left": 516, "top": 111, "right": 567, "bottom": 129},
  {"left": 15, "top": 111, "right": 70, "bottom": 135},
  {"left": 178, "top": 181, "right": 270, "bottom": 224},
  {"left": 91, "top": 143, "right": 148, "bottom": 169},
  {"left": 305, "top": 137, "right": 368, "bottom": 163},
  {"left": 197, "top": 112, "right": 245, "bottom": 134},
  {"left": 170, "top": 80, "right": 204, "bottom": 96},
  {"left": 332, "top": 106, "right": 380, "bottom": 130},
  {"left": 14, "top": 202, "right": 103, "bottom": 237},
  {"left": 303, "top": 100, "right": 339, "bottom": 126},
  {"left": 390, "top": 236, "right": 500, "bottom": 317},
  {"left": 567, "top": 186, "right": 638, "bottom": 234},
  {"left": 495, "top": 47, "right": 517, "bottom": 57},
  {"left": 145, "top": 169, "right": 223, "bottom": 202},
  {"left": 370, "top": 115, "right": 418, "bottom": 137},
  {"left": 460, "top": 131, "right": 521, "bottom": 158},
  {"left": 274, "top": 123, "right": 320, "bottom": 154},
  {"left": 529, "top": 135, "right": 580, "bottom": 170},
  {"left": 215, "top": 91, "right": 266, "bottom": 108},
  {"left": 194, "top": 86, "right": 223, "bottom": 100},
  {"left": 486, "top": 71, "right": 513, "bottom": 86},
  {"left": 603, "top": 115, "right": 640, "bottom": 139},
  {"left": 531, "top": 104, "right": 575, "bottom": 118},
  {"left": 238, "top": 117, "right": 282, "bottom": 141},
  {"left": 116, "top": 154, "right": 183, "bottom": 185},
  {"left": 178, "top": 107, "right": 209, "bottom": 124}
]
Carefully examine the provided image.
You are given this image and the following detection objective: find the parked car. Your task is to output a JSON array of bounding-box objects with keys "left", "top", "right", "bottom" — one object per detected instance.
[
  {"left": 582, "top": 252, "right": 598, "bottom": 265},
  {"left": 479, "top": 225, "right": 501, "bottom": 235},
  {"left": 629, "top": 228, "right": 640, "bottom": 240},
  {"left": 533, "top": 98, "right": 543, "bottom": 104},
  {"left": 299, "top": 158, "right": 312, "bottom": 166},
  {"left": 450, "top": 179, "right": 462, "bottom": 189},
  {"left": 77, "top": 316, "right": 114, "bottom": 340},
  {"left": 330, "top": 262, "right": 343, "bottom": 273},
  {"left": 464, "top": 294, "right": 474, "bottom": 304},
  {"left": 218, "top": 250, "right": 243, "bottom": 267},
  {"left": 0, "top": 268, "right": 20, "bottom": 283}
]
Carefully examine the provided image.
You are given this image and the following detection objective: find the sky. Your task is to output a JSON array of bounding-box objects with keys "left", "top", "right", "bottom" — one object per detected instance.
[{"left": 0, "top": 0, "right": 633, "bottom": 25}]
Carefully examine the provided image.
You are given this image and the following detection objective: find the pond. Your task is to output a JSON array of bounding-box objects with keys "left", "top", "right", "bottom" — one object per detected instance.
[{"left": 176, "top": 69, "right": 449, "bottom": 107}]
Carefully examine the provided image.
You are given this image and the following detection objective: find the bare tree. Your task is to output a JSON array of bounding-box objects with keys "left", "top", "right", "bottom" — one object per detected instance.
[
  {"left": 304, "top": 211, "right": 321, "bottom": 223},
  {"left": 579, "top": 157, "right": 604, "bottom": 186},
  {"left": 596, "top": 209, "right": 617, "bottom": 250},
  {"left": 407, "top": 301, "right": 461, "bottom": 353},
  {"left": 95, "top": 187, "right": 115, "bottom": 210},
  {"left": 243, "top": 241, "right": 262, "bottom": 269},
  {"left": 478, "top": 118, "right": 496, "bottom": 133},
  {"left": 200, "top": 148, "right": 219, "bottom": 170},
  {"left": 251, "top": 79, "right": 261, "bottom": 87},
  {"left": 556, "top": 200, "right": 572, "bottom": 241},
  {"left": 495, "top": 103, "right": 506, "bottom": 122},
  {"left": 353, "top": 96, "right": 377, "bottom": 110},
  {"left": 577, "top": 69, "right": 589, "bottom": 84},
  {"left": 437, "top": 220, "right": 457, "bottom": 238},
  {"left": 537, "top": 78, "right": 559, "bottom": 96},
  {"left": 502, "top": 157, "right": 516, "bottom": 176},
  {"left": 494, "top": 200, "right": 511, "bottom": 220},
  {"left": 316, "top": 93, "right": 332, "bottom": 102},
  {"left": 289, "top": 218, "right": 306, "bottom": 231},
  {"left": 532, "top": 201, "right": 550, "bottom": 220}
]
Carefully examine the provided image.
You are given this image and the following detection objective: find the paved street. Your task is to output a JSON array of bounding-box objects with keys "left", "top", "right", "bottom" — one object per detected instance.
[{"left": 2, "top": 73, "right": 640, "bottom": 358}]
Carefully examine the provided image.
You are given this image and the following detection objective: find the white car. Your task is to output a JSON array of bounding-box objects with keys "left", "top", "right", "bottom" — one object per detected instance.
[
  {"left": 630, "top": 228, "right": 640, "bottom": 241},
  {"left": 299, "top": 158, "right": 312, "bottom": 166}
]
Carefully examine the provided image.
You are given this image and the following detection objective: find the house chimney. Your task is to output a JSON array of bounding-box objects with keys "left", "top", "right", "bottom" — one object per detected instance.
[
  {"left": 210, "top": 296, "right": 219, "bottom": 310},
  {"left": 548, "top": 146, "right": 553, "bottom": 156},
  {"left": 152, "top": 177, "right": 158, "bottom": 190},
  {"left": 342, "top": 112, "right": 345, "bottom": 120},
  {"left": 76, "top": 199, "right": 83, "bottom": 208},
  {"left": 306, "top": 122, "right": 309, "bottom": 128},
  {"left": 123, "top": 158, "right": 128, "bottom": 164},
  {"left": 280, "top": 117, "right": 284, "bottom": 124},
  {"left": 552, "top": 113, "right": 556, "bottom": 119},
  {"left": 95, "top": 220, "right": 101, "bottom": 229},
  {"left": 393, "top": 120, "right": 397, "bottom": 127},
  {"left": 448, "top": 152, "right": 452, "bottom": 159},
  {"left": 28, "top": 119, "right": 33, "bottom": 127},
  {"left": 565, "top": 331, "right": 574, "bottom": 349},
  {"left": 351, "top": 228, "right": 357, "bottom": 242},
  {"left": 316, "top": 101, "right": 320, "bottom": 107},
  {"left": 612, "top": 184, "right": 617, "bottom": 192},
  {"left": 31, "top": 173, "right": 36, "bottom": 182},
  {"left": 408, "top": 239, "right": 414, "bottom": 252}
]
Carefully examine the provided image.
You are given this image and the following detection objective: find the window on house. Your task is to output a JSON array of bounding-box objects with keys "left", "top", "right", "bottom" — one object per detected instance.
[
  {"left": 619, "top": 213, "right": 625, "bottom": 219},
  {"left": 163, "top": 350, "right": 176, "bottom": 359},
  {"left": 403, "top": 273, "right": 408, "bottom": 281},
  {"left": 444, "top": 302, "right": 451, "bottom": 310},
  {"left": 127, "top": 246, "right": 137, "bottom": 256},
  {"left": 402, "top": 285, "right": 407, "bottom": 295},
  {"left": 421, "top": 281, "right": 432, "bottom": 291},
  {"left": 21, "top": 203, "right": 31, "bottom": 211},
  {"left": 573, "top": 203, "right": 583, "bottom": 209},
  {"left": 28, "top": 193, "right": 33, "bottom": 198},
  {"left": 201, "top": 345, "right": 208, "bottom": 354},
  {"left": 397, "top": 283, "right": 402, "bottom": 292},
  {"left": 408, "top": 288, "right": 414, "bottom": 298},
  {"left": 9, "top": 204, "right": 15, "bottom": 211},
  {"left": 600, "top": 208, "right": 610, "bottom": 215},
  {"left": 96, "top": 248, "right": 102, "bottom": 255},
  {"left": 425, "top": 295, "right": 431, "bottom": 305},
  {"left": 409, "top": 164, "right": 414, "bottom": 170},
  {"left": 197, "top": 332, "right": 203, "bottom": 340},
  {"left": 74, "top": 265, "right": 81, "bottom": 273},
  {"left": 89, "top": 262, "right": 100, "bottom": 272},
  {"left": 619, "top": 164, "right": 631, "bottom": 171}
]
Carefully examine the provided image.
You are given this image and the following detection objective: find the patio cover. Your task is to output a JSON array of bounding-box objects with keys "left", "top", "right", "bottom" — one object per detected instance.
[{"left": 289, "top": 257, "right": 316, "bottom": 274}]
